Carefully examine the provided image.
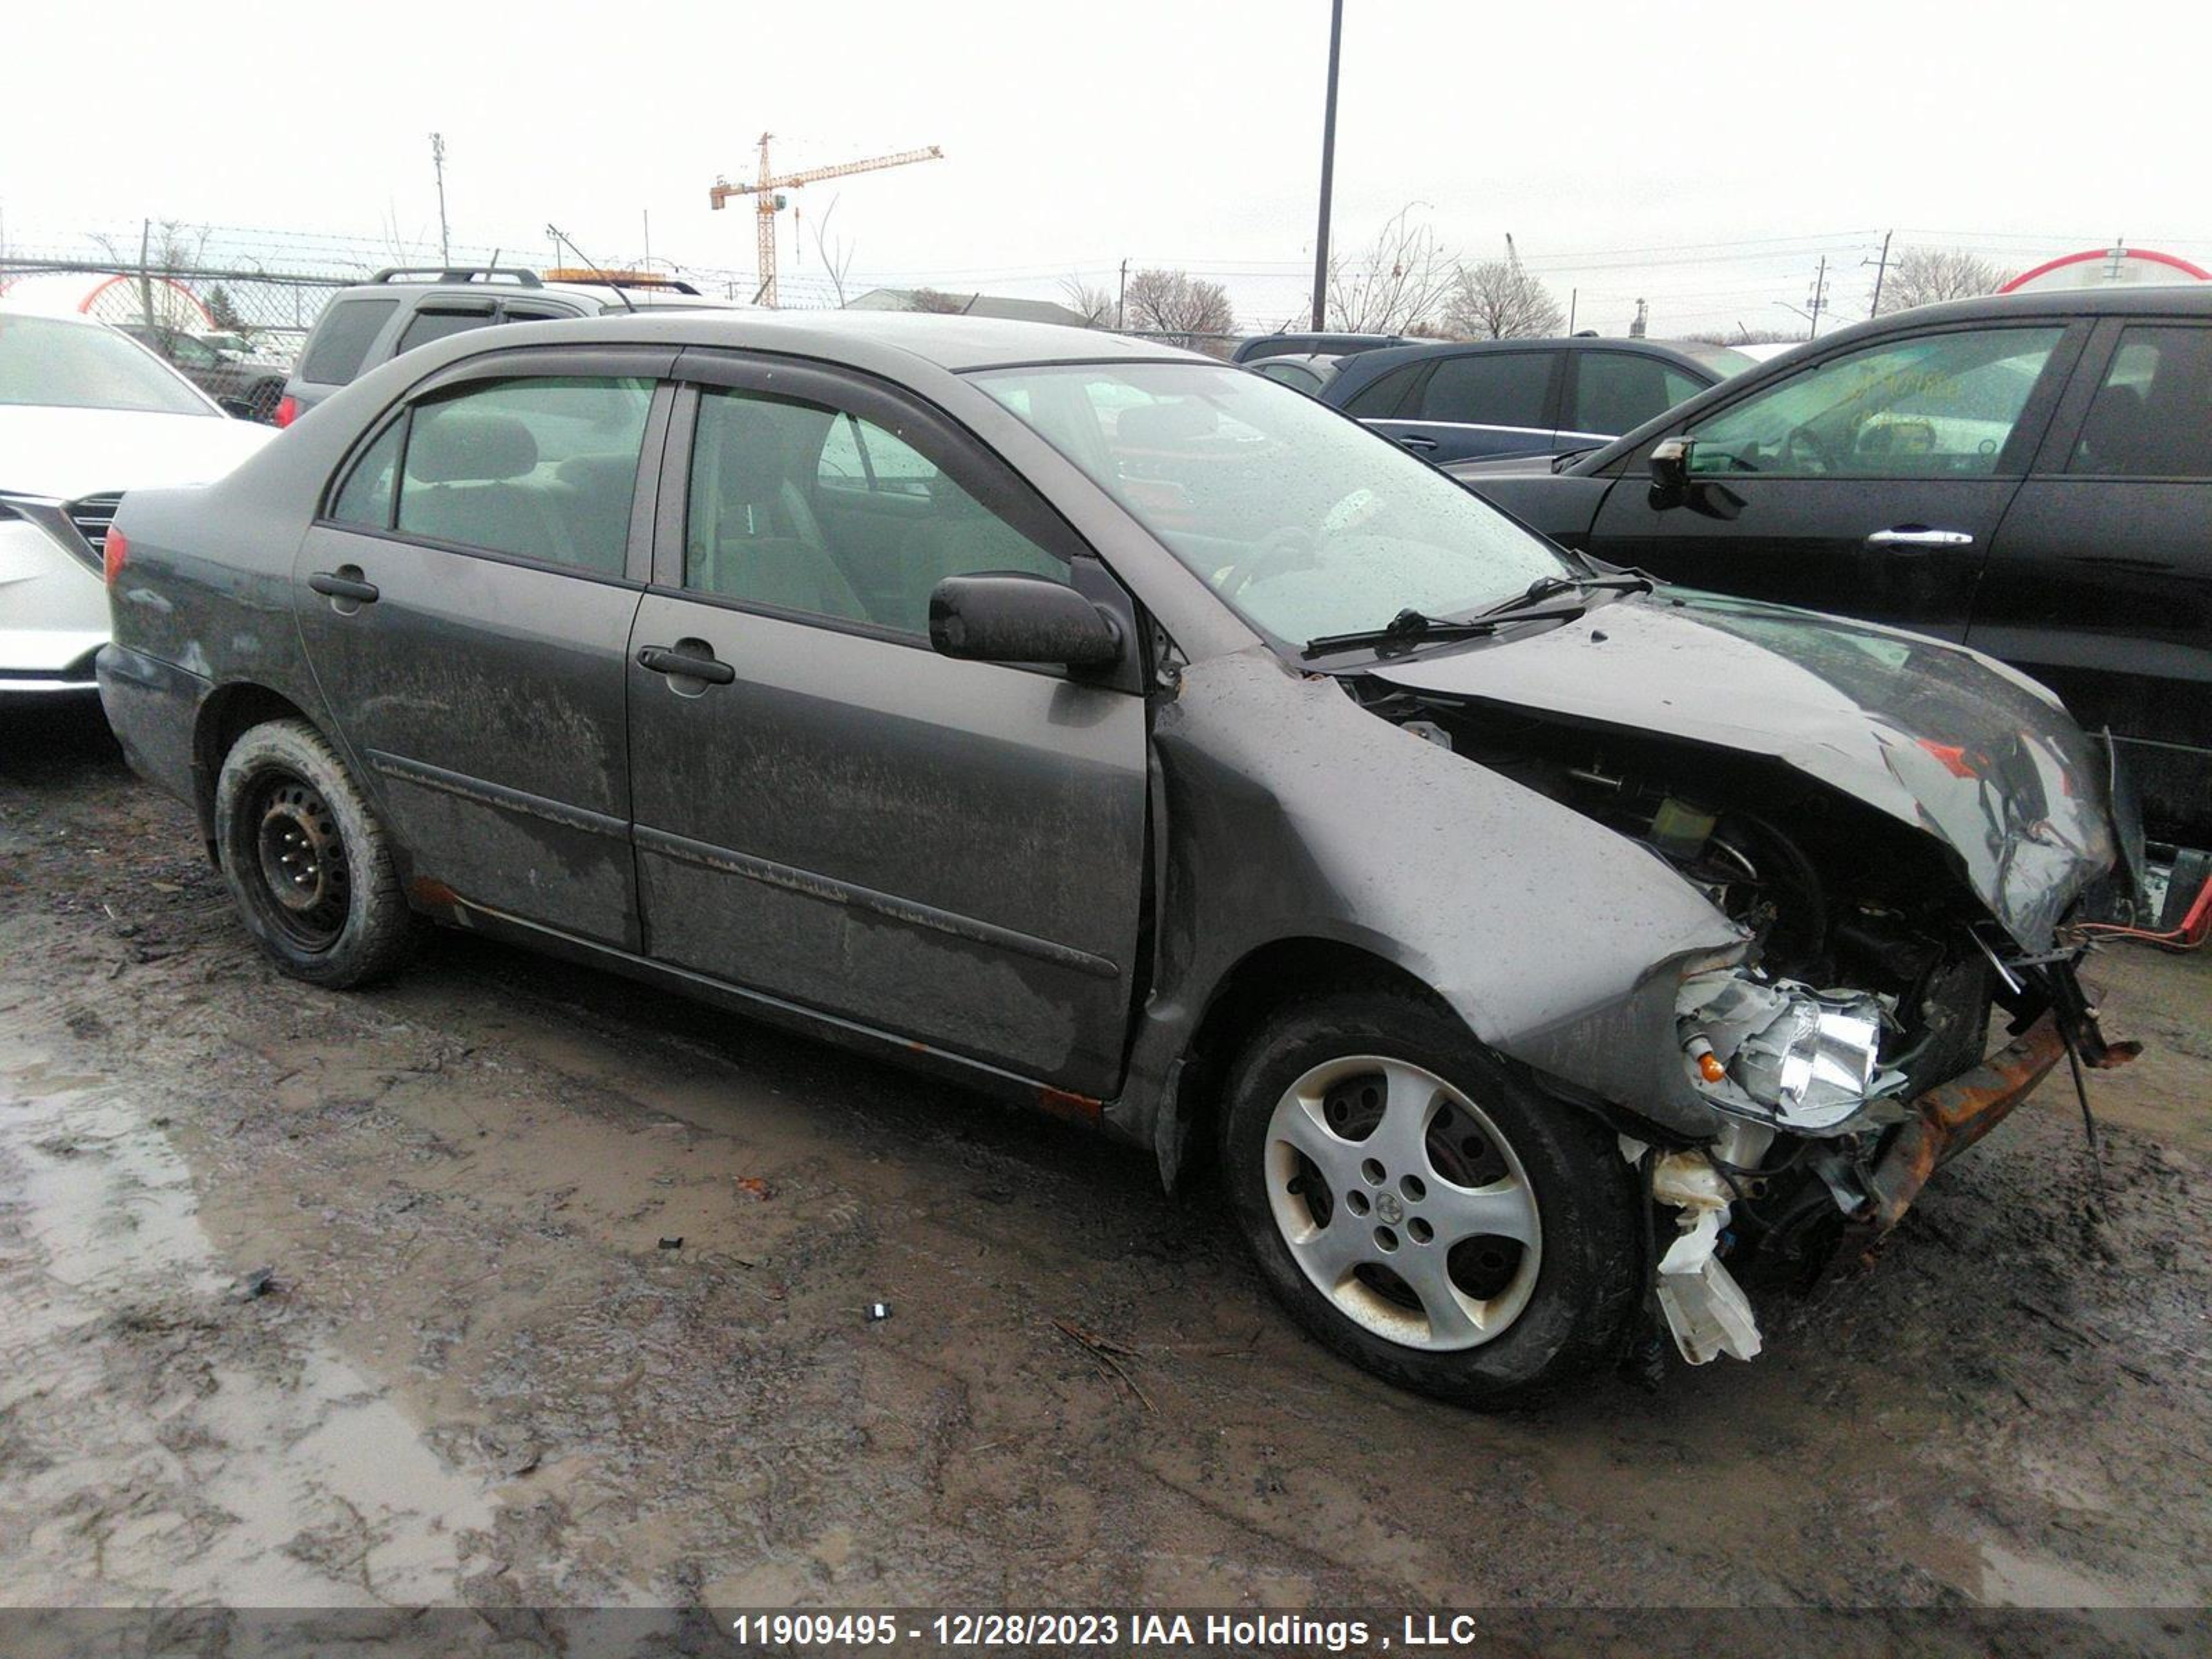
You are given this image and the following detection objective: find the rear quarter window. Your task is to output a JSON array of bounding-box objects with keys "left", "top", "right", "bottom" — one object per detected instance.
[{"left": 299, "top": 298, "right": 400, "bottom": 386}]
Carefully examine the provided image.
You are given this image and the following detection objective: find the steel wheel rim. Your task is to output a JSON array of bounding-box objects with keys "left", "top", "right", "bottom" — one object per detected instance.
[
  {"left": 1264, "top": 1054, "right": 1542, "bottom": 1352},
  {"left": 250, "top": 769, "right": 350, "bottom": 950}
]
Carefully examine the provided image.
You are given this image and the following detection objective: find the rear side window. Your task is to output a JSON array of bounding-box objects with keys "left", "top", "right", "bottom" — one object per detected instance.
[
  {"left": 2068, "top": 326, "right": 2212, "bottom": 478},
  {"left": 395, "top": 307, "right": 495, "bottom": 355},
  {"left": 1342, "top": 361, "right": 1425, "bottom": 418},
  {"left": 298, "top": 298, "right": 400, "bottom": 386},
  {"left": 1571, "top": 353, "right": 1705, "bottom": 435},
  {"left": 330, "top": 419, "right": 404, "bottom": 528},
  {"left": 393, "top": 376, "right": 653, "bottom": 576},
  {"left": 1417, "top": 352, "right": 1553, "bottom": 429}
]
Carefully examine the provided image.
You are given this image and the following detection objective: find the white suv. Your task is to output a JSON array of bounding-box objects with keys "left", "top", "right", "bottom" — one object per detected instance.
[{"left": 276, "top": 267, "right": 733, "bottom": 427}]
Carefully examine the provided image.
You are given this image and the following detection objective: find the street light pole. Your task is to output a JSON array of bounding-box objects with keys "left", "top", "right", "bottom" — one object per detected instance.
[{"left": 1310, "top": 0, "right": 1344, "bottom": 332}]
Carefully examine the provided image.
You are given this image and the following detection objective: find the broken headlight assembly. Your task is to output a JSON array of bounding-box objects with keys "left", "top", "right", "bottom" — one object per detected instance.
[{"left": 1676, "top": 966, "right": 1911, "bottom": 1135}]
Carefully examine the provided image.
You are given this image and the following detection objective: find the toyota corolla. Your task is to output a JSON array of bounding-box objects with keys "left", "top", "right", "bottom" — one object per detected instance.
[{"left": 98, "top": 311, "right": 2134, "bottom": 1405}]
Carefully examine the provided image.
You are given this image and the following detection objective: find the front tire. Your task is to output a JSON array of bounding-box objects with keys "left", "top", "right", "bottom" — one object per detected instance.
[
  {"left": 1221, "top": 990, "right": 1642, "bottom": 1408},
  {"left": 214, "top": 718, "right": 410, "bottom": 987}
]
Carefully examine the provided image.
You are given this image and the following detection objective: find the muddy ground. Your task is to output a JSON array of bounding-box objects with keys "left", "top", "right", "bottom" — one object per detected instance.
[{"left": 2, "top": 700, "right": 2209, "bottom": 1638}]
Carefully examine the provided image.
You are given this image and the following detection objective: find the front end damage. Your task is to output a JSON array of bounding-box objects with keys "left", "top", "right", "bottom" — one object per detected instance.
[{"left": 1344, "top": 591, "right": 2142, "bottom": 1368}]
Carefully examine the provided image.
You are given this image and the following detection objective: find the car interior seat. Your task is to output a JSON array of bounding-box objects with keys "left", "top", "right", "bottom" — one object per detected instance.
[
  {"left": 689, "top": 402, "right": 869, "bottom": 623},
  {"left": 402, "top": 409, "right": 577, "bottom": 565}
]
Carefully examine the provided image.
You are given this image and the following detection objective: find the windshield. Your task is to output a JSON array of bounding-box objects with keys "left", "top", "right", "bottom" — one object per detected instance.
[
  {"left": 968, "top": 362, "right": 1572, "bottom": 646},
  {"left": 1681, "top": 343, "right": 1759, "bottom": 379},
  {"left": 0, "top": 313, "right": 214, "bottom": 416}
]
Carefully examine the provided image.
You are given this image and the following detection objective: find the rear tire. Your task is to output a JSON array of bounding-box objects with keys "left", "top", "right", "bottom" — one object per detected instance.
[
  {"left": 214, "top": 718, "right": 410, "bottom": 988},
  {"left": 1220, "top": 989, "right": 1642, "bottom": 1409}
]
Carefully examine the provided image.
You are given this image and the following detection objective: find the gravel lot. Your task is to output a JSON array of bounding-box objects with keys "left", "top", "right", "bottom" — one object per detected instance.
[{"left": 2, "top": 700, "right": 2209, "bottom": 1644}]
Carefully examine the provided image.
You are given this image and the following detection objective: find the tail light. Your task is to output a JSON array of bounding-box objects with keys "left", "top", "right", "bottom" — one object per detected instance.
[
  {"left": 103, "top": 525, "right": 130, "bottom": 587},
  {"left": 274, "top": 395, "right": 299, "bottom": 428}
]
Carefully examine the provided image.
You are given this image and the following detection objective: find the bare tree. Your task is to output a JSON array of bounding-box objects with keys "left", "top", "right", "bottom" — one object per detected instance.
[
  {"left": 1121, "top": 268, "right": 1236, "bottom": 338},
  {"left": 1058, "top": 274, "right": 1117, "bottom": 328},
  {"left": 908, "top": 287, "right": 971, "bottom": 314},
  {"left": 809, "top": 197, "right": 858, "bottom": 308},
  {"left": 1875, "top": 246, "right": 2013, "bottom": 315},
  {"left": 1443, "top": 253, "right": 1566, "bottom": 340},
  {"left": 1324, "top": 206, "right": 1456, "bottom": 335}
]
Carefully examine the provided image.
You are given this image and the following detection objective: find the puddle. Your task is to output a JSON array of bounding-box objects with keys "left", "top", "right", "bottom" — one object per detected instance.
[{"left": 0, "top": 1031, "right": 494, "bottom": 1604}]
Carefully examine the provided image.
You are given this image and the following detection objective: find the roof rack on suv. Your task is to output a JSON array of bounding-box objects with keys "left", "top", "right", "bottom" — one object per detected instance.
[
  {"left": 542, "top": 268, "right": 703, "bottom": 295},
  {"left": 368, "top": 266, "right": 545, "bottom": 287}
]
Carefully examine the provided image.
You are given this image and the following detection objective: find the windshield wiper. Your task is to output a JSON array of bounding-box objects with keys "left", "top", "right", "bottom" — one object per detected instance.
[
  {"left": 1474, "top": 570, "right": 1654, "bottom": 621},
  {"left": 1303, "top": 601, "right": 1591, "bottom": 659}
]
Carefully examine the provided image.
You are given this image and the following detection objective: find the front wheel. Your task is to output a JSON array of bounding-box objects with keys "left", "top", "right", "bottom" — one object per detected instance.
[
  {"left": 1221, "top": 990, "right": 1642, "bottom": 1408},
  {"left": 214, "top": 718, "right": 411, "bottom": 987}
]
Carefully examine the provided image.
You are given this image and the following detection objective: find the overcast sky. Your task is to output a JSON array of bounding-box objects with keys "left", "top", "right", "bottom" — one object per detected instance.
[{"left": 5, "top": 0, "right": 2206, "bottom": 337}]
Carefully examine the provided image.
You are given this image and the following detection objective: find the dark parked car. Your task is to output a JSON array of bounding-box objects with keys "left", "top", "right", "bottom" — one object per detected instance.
[
  {"left": 1448, "top": 288, "right": 2212, "bottom": 846},
  {"left": 1232, "top": 330, "right": 1408, "bottom": 365},
  {"left": 113, "top": 322, "right": 290, "bottom": 422},
  {"left": 276, "top": 265, "right": 729, "bottom": 428},
  {"left": 1326, "top": 337, "right": 1754, "bottom": 465},
  {"left": 100, "top": 312, "right": 2130, "bottom": 1405}
]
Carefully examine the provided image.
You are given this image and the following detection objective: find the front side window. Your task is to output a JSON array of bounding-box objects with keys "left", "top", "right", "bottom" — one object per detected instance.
[
  {"left": 298, "top": 298, "right": 400, "bottom": 386},
  {"left": 1688, "top": 326, "right": 2065, "bottom": 478},
  {"left": 1417, "top": 351, "right": 1553, "bottom": 429},
  {"left": 1342, "top": 361, "right": 1425, "bottom": 418},
  {"left": 1571, "top": 353, "right": 1706, "bottom": 435},
  {"left": 393, "top": 376, "right": 652, "bottom": 575},
  {"left": 2068, "top": 326, "right": 2212, "bottom": 478},
  {"left": 684, "top": 386, "right": 1067, "bottom": 635},
  {"left": 971, "top": 361, "right": 1571, "bottom": 648},
  {"left": 0, "top": 314, "right": 211, "bottom": 415}
]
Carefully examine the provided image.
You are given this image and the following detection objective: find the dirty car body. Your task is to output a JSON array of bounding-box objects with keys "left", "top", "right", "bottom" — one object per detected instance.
[{"left": 98, "top": 310, "right": 2133, "bottom": 1403}]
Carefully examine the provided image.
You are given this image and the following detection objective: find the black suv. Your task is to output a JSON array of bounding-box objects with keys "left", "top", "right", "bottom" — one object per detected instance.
[
  {"left": 276, "top": 266, "right": 728, "bottom": 427},
  {"left": 1450, "top": 288, "right": 2212, "bottom": 843},
  {"left": 113, "top": 324, "right": 290, "bottom": 422}
]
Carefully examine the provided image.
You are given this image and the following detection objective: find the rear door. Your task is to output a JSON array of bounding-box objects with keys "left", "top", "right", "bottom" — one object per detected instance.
[
  {"left": 1974, "top": 317, "right": 2212, "bottom": 841},
  {"left": 1367, "top": 348, "right": 1560, "bottom": 464},
  {"left": 1579, "top": 321, "right": 2085, "bottom": 637},
  {"left": 623, "top": 352, "right": 1149, "bottom": 1096},
  {"left": 292, "top": 346, "right": 674, "bottom": 944},
  {"left": 1559, "top": 350, "right": 1710, "bottom": 449}
]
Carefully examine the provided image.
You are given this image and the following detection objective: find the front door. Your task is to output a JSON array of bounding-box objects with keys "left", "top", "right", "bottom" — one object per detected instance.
[
  {"left": 1583, "top": 322, "right": 2083, "bottom": 639},
  {"left": 624, "top": 356, "right": 1150, "bottom": 1096},
  {"left": 293, "top": 350, "right": 671, "bottom": 945},
  {"left": 1366, "top": 348, "right": 1561, "bottom": 465}
]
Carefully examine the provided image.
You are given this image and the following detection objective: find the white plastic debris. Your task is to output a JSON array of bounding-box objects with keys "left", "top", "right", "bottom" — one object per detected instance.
[{"left": 1650, "top": 1149, "right": 1763, "bottom": 1364}]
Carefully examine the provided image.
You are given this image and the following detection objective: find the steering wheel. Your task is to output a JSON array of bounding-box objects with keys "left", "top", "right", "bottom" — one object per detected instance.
[
  {"left": 1214, "top": 487, "right": 1380, "bottom": 601},
  {"left": 1781, "top": 424, "right": 1834, "bottom": 475}
]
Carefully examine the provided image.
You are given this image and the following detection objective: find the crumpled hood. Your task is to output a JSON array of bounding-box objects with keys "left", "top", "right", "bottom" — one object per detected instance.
[
  {"left": 1369, "top": 590, "right": 2124, "bottom": 953},
  {"left": 0, "top": 406, "right": 272, "bottom": 500}
]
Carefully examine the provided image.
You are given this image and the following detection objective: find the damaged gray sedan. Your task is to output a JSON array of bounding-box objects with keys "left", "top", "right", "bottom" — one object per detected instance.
[{"left": 98, "top": 312, "right": 2136, "bottom": 1405}]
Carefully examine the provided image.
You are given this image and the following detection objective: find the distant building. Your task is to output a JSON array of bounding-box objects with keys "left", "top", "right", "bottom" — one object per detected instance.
[{"left": 847, "top": 288, "right": 1095, "bottom": 328}]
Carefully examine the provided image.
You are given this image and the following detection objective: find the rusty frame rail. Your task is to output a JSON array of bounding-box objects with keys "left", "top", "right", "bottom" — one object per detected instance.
[{"left": 1855, "top": 1011, "right": 2068, "bottom": 1241}]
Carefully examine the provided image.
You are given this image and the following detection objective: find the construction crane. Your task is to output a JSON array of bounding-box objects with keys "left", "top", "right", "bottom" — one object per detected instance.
[{"left": 711, "top": 135, "right": 943, "bottom": 307}]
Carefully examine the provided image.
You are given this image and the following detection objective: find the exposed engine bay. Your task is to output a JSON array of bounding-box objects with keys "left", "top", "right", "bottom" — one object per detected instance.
[{"left": 1353, "top": 679, "right": 2133, "bottom": 1366}]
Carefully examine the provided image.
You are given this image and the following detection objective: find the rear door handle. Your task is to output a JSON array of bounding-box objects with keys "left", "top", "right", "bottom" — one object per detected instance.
[
  {"left": 1864, "top": 527, "right": 1975, "bottom": 550},
  {"left": 308, "top": 570, "right": 379, "bottom": 603},
  {"left": 637, "top": 645, "right": 736, "bottom": 685}
]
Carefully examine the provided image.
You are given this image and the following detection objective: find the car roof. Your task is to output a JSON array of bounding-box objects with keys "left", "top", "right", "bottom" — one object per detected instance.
[{"left": 387, "top": 308, "right": 1210, "bottom": 377}]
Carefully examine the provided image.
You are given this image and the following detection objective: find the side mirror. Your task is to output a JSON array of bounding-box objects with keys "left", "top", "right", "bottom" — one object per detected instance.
[
  {"left": 217, "top": 397, "right": 259, "bottom": 420},
  {"left": 1647, "top": 435, "right": 1694, "bottom": 507},
  {"left": 928, "top": 574, "right": 1124, "bottom": 668}
]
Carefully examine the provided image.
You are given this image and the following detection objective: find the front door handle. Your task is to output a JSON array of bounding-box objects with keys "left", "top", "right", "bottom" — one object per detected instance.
[
  {"left": 308, "top": 569, "right": 379, "bottom": 603},
  {"left": 1864, "top": 527, "right": 1975, "bottom": 550},
  {"left": 637, "top": 645, "right": 736, "bottom": 686},
  {"left": 1396, "top": 435, "right": 1441, "bottom": 452}
]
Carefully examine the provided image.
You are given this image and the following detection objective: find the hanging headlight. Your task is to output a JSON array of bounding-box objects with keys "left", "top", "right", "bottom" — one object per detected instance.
[{"left": 1677, "top": 968, "right": 1907, "bottom": 1134}]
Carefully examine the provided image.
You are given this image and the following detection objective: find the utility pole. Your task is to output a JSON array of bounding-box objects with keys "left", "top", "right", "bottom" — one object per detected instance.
[
  {"left": 1310, "top": 0, "right": 1344, "bottom": 331},
  {"left": 430, "top": 133, "right": 450, "bottom": 265},
  {"left": 1866, "top": 229, "right": 1893, "bottom": 318},
  {"left": 1117, "top": 257, "right": 1129, "bottom": 330},
  {"left": 1808, "top": 255, "right": 1829, "bottom": 338}
]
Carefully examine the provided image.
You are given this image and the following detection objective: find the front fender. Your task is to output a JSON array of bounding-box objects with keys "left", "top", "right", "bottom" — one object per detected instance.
[{"left": 1111, "top": 648, "right": 1743, "bottom": 1168}]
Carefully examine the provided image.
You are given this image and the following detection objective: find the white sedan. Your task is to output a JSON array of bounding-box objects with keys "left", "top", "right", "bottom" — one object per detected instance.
[{"left": 1, "top": 308, "right": 272, "bottom": 693}]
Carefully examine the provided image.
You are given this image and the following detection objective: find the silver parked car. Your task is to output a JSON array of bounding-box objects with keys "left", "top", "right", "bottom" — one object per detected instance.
[{"left": 99, "top": 311, "right": 2133, "bottom": 1405}]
